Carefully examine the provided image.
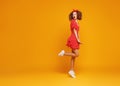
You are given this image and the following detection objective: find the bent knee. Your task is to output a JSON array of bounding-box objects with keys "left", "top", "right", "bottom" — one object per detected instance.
[
  {"left": 72, "top": 49, "right": 79, "bottom": 57},
  {"left": 75, "top": 53, "right": 79, "bottom": 57}
]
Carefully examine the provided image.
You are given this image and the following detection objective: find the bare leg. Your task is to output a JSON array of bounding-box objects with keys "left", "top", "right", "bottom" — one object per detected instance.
[
  {"left": 64, "top": 49, "right": 79, "bottom": 57},
  {"left": 64, "top": 52, "right": 76, "bottom": 57},
  {"left": 68, "top": 56, "right": 76, "bottom": 78},
  {"left": 70, "top": 56, "right": 76, "bottom": 70},
  {"left": 68, "top": 49, "right": 79, "bottom": 78},
  {"left": 70, "top": 49, "right": 78, "bottom": 70},
  {"left": 58, "top": 49, "right": 79, "bottom": 57}
]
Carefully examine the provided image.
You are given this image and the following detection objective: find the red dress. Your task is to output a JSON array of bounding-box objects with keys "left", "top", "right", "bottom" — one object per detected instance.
[{"left": 66, "top": 19, "right": 80, "bottom": 49}]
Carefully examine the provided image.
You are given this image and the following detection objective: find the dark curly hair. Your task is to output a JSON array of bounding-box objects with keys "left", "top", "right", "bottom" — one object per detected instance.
[{"left": 69, "top": 10, "right": 82, "bottom": 21}]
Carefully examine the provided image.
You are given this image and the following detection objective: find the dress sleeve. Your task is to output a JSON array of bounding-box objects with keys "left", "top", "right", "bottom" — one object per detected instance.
[{"left": 71, "top": 20, "right": 78, "bottom": 30}]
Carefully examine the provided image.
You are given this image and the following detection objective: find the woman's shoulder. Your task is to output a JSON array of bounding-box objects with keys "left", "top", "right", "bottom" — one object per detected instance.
[
  {"left": 70, "top": 19, "right": 77, "bottom": 25},
  {"left": 70, "top": 19, "right": 75, "bottom": 24},
  {"left": 70, "top": 19, "right": 75, "bottom": 22}
]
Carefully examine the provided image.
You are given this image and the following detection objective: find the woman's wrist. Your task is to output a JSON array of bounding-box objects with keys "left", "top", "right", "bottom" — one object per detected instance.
[{"left": 77, "top": 39, "right": 80, "bottom": 43}]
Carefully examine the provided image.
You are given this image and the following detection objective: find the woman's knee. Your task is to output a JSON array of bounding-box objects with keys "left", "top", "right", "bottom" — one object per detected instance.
[
  {"left": 73, "top": 52, "right": 79, "bottom": 57},
  {"left": 73, "top": 49, "right": 79, "bottom": 57},
  {"left": 74, "top": 50, "right": 79, "bottom": 57},
  {"left": 75, "top": 53, "right": 79, "bottom": 57}
]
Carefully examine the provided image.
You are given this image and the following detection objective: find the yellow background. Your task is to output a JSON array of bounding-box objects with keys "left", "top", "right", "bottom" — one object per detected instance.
[{"left": 0, "top": 0, "right": 120, "bottom": 73}]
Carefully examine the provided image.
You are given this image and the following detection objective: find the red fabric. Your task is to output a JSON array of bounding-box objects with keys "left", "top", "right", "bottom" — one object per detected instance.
[
  {"left": 72, "top": 9, "right": 78, "bottom": 12},
  {"left": 66, "top": 19, "right": 80, "bottom": 49}
]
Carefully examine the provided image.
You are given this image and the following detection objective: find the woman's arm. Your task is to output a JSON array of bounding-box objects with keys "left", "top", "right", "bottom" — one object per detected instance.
[{"left": 73, "top": 28, "right": 80, "bottom": 43}]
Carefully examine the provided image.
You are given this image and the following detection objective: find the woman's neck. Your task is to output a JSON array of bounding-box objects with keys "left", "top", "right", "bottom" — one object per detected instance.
[{"left": 74, "top": 19, "right": 79, "bottom": 25}]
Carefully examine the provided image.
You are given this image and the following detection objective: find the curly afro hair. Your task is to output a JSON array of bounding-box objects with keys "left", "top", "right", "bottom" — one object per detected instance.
[{"left": 69, "top": 10, "right": 82, "bottom": 21}]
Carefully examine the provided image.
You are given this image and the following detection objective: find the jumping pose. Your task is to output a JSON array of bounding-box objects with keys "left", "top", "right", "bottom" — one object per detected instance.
[{"left": 58, "top": 9, "right": 82, "bottom": 78}]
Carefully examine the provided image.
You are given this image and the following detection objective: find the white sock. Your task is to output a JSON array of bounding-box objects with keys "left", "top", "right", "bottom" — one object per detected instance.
[
  {"left": 68, "top": 70, "right": 76, "bottom": 78},
  {"left": 58, "top": 50, "right": 65, "bottom": 56}
]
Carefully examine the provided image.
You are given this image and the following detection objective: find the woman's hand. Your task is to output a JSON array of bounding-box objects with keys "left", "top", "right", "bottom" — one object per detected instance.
[{"left": 77, "top": 39, "right": 82, "bottom": 44}]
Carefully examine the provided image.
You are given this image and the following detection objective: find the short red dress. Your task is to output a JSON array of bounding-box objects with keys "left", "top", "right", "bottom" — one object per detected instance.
[{"left": 66, "top": 19, "right": 80, "bottom": 50}]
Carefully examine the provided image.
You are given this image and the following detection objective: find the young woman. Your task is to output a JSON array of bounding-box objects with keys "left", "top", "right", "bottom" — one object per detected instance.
[{"left": 58, "top": 9, "right": 82, "bottom": 78}]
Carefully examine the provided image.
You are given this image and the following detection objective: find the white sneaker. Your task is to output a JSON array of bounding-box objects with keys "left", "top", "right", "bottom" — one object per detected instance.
[
  {"left": 58, "top": 50, "right": 65, "bottom": 56},
  {"left": 68, "top": 70, "right": 76, "bottom": 78}
]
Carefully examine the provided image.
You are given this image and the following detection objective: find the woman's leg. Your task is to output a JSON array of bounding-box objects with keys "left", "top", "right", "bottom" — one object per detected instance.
[
  {"left": 64, "top": 52, "right": 76, "bottom": 57},
  {"left": 70, "top": 56, "right": 76, "bottom": 71},
  {"left": 68, "top": 49, "right": 79, "bottom": 78},
  {"left": 70, "top": 49, "right": 79, "bottom": 70},
  {"left": 68, "top": 57, "right": 76, "bottom": 78},
  {"left": 64, "top": 49, "right": 79, "bottom": 57}
]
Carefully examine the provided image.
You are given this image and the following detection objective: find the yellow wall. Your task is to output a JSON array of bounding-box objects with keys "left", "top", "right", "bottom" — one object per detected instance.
[{"left": 0, "top": 0, "right": 120, "bottom": 72}]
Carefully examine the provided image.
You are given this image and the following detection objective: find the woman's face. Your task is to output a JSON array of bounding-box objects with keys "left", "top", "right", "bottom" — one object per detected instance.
[{"left": 73, "top": 12, "right": 77, "bottom": 20}]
